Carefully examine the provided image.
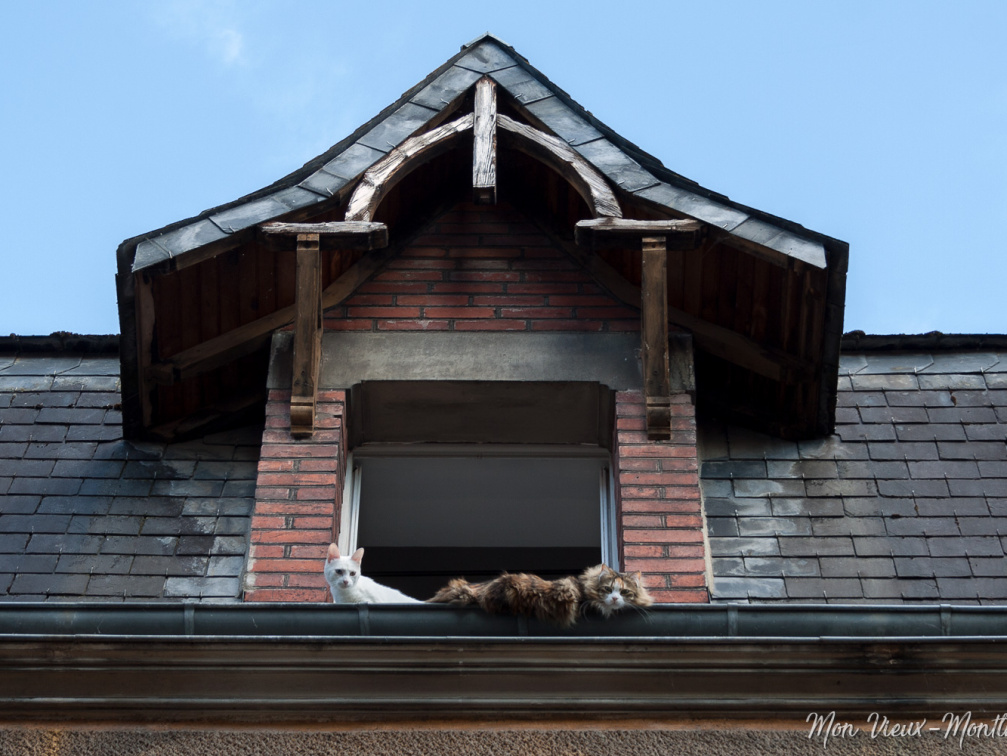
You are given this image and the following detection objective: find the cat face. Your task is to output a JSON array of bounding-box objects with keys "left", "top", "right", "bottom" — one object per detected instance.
[
  {"left": 581, "top": 564, "right": 653, "bottom": 617},
  {"left": 324, "top": 544, "right": 365, "bottom": 590}
]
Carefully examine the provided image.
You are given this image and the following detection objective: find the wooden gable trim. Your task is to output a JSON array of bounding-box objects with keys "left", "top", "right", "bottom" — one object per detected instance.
[
  {"left": 345, "top": 114, "right": 475, "bottom": 223},
  {"left": 497, "top": 115, "right": 621, "bottom": 218},
  {"left": 344, "top": 106, "right": 621, "bottom": 223}
]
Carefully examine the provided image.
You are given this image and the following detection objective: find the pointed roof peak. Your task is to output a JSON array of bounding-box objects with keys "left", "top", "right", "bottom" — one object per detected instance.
[{"left": 461, "top": 32, "right": 517, "bottom": 53}]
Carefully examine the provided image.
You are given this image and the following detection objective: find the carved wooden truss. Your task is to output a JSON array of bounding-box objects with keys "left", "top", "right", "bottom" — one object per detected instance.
[{"left": 264, "top": 79, "right": 701, "bottom": 439}]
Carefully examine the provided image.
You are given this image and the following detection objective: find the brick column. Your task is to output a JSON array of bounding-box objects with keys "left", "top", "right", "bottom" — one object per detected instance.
[
  {"left": 243, "top": 389, "right": 347, "bottom": 602},
  {"left": 614, "top": 390, "right": 708, "bottom": 603}
]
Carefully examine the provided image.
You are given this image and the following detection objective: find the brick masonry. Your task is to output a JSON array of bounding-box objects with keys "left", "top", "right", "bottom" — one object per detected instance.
[
  {"left": 324, "top": 200, "right": 640, "bottom": 334},
  {"left": 246, "top": 199, "right": 708, "bottom": 603},
  {"left": 615, "top": 392, "right": 708, "bottom": 603},
  {"left": 244, "top": 390, "right": 347, "bottom": 602}
]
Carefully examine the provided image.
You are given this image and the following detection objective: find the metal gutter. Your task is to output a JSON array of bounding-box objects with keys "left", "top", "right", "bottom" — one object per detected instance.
[
  {"left": 2, "top": 602, "right": 1006, "bottom": 639},
  {"left": 2, "top": 603, "right": 1006, "bottom": 721}
]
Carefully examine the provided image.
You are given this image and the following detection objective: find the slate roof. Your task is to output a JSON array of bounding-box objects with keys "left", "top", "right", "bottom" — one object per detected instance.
[
  {"left": 703, "top": 346, "right": 1007, "bottom": 603},
  {"left": 121, "top": 34, "right": 837, "bottom": 276},
  {"left": 5, "top": 337, "right": 1007, "bottom": 604},
  {"left": 0, "top": 341, "right": 260, "bottom": 601}
]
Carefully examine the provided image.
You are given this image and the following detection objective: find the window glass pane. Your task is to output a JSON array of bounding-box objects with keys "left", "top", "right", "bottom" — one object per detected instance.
[{"left": 353, "top": 451, "right": 607, "bottom": 599}]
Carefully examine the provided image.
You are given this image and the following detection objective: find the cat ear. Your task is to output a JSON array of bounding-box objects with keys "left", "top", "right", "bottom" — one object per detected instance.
[
  {"left": 351, "top": 547, "right": 365, "bottom": 564},
  {"left": 599, "top": 563, "right": 612, "bottom": 573},
  {"left": 632, "top": 571, "right": 643, "bottom": 582},
  {"left": 327, "top": 543, "right": 340, "bottom": 562}
]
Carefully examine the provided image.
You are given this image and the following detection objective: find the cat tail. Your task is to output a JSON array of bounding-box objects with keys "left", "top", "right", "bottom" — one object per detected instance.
[{"left": 427, "top": 578, "right": 480, "bottom": 605}]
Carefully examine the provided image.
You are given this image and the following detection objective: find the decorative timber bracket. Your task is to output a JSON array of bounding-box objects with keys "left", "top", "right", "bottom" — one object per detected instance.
[
  {"left": 576, "top": 218, "right": 703, "bottom": 440},
  {"left": 261, "top": 222, "right": 388, "bottom": 436},
  {"left": 344, "top": 78, "right": 622, "bottom": 222}
]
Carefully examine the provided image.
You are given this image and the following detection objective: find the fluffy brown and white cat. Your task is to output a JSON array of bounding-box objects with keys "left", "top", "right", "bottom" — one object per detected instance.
[{"left": 428, "top": 564, "right": 652, "bottom": 626}]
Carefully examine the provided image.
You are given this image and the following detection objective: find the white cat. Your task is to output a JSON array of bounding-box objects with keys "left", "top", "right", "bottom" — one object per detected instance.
[{"left": 323, "top": 544, "right": 423, "bottom": 604}]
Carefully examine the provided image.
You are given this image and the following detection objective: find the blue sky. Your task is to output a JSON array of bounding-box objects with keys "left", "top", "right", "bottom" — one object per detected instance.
[{"left": 1, "top": 1, "right": 1005, "bottom": 336}]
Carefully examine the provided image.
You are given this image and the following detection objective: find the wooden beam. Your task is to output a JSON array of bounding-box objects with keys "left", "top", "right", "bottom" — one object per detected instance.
[
  {"left": 641, "top": 236, "right": 671, "bottom": 440},
  {"left": 497, "top": 115, "right": 622, "bottom": 219},
  {"left": 290, "top": 233, "right": 322, "bottom": 437},
  {"left": 472, "top": 77, "right": 497, "bottom": 205},
  {"left": 261, "top": 221, "right": 388, "bottom": 250},
  {"left": 575, "top": 218, "right": 703, "bottom": 251},
  {"left": 344, "top": 113, "right": 474, "bottom": 223}
]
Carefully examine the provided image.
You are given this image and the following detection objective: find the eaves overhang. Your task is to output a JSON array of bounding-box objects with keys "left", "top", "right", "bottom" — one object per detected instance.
[{"left": 2, "top": 603, "right": 1006, "bottom": 722}]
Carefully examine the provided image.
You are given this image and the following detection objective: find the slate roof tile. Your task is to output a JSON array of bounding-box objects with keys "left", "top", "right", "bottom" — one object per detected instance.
[
  {"left": 524, "top": 97, "right": 605, "bottom": 146},
  {"left": 9, "top": 573, "right": 89, "bottom": 596},
  {"left": 969, "top": 557, "right": 1007, "bottom": 576},
  {"left": 819, "top": 556, "right": 895, "bottom": 578},
  {"left": 837, "top": 424, "right": 898, "bottom": 443},
  {"left": 733, "top": 479, "right": 807, "bottom": 498},
  {"left": 885, "top": 390, "right": 954, "bottom": 408},
  {"left": 766, "top": 460, "right": 838, "bottom": 479},
  {"left": 986, "top": 374, "right": 1007, "bottom": 389},
  {"left": 895, "top": 556, "right": 971, "bottom": 578},
  {"left": 67, "top": 515, "right": 142, "bottom": 536},
  {"left": 896, "top": 424, "right": 967, "bottom": 441},
  {"left": 0, "top": 496, "right": 40, "bottom": 515},
  {"left": 956, "top": 518, "right": 1007, "bottom": 536},
  {"left": 771, "top": 497, "right": 844, "bottom": 517},
  {"left": 24, "top": 533, "right": 105, "bottom": 554},
  {"left": 738, "top": 518, "right": 812, "bottom": 537},
  {"left": 164, "top": 576, "right": 242, "bottom": 598},
  {"left": 713, "top": 577, "right": 787, "bottom": 600},
  {"left": 489, "top": 64, "right": 553, "bottom": 104},
  {"left": 806, "top": 479, "right": 878, "bottom": 497},
  {"left": 87, "top": 575, "right": 166, "bottom": 598},
  {"left": 0, "top": 376, "right": 54, "bottom": 391},
  {"left": 837, "top": 390, "right": 886, "bottom": 407},
  {"left": 455, "top": 40, "right": 518, "bottom": 74},
  {"left": 786, "top": 577, "right": 863, "bottom": 599},
  {"left": 861, "top": 578, "right": 940, "bottom": 600},
  {"left": 51, "top": 375, "right": 121, "bottom": 392},
  {"left": 411, "top": 65, "right": 483, "bottom": 110},
  {"left": 708, "top": 537, "right": 781, "bottom": 557},
  {"left": 54, "top": 554, "right": 132, "bottom": 575},
  {"left": 130, "top": 555, "right": 207, "bottom": 577},
  {"left": 836, "top": 460, "right": 909, "bottom": 479},
  {"left": 850, "top": 374, "right": 919, "bottom": 391}
]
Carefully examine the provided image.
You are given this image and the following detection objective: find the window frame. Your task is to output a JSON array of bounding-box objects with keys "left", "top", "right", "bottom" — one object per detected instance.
[{"left": 338, "top": 443, "right": 620, "bottom": 573}]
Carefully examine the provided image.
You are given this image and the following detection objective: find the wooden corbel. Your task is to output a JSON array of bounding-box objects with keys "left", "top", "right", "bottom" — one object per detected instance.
[
  {"left": 641, "top": 235, "right": 671, "bottom": 439},
  {"left": 290, "top": 232, "right": 322, "bottom": 437},
  {"left": 575, "top": 218, "right": 703, "bottom": 440},
  {"left": 261, "top": 221, "right": 389, "bottom": 437}
]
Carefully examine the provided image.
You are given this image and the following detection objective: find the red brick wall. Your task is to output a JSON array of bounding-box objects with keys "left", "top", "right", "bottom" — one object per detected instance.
[
  {"left": 244, "top": 390, "right": 346, "bottom": 602},
  {"left": 614, "top": 391, "right": 708, "bottom": 602},
  {"left": 244, "top": 199, "right": 708, "bottom": 603},
  {"left": 324, "top": 201, "right": 639, "bottom": 333}
]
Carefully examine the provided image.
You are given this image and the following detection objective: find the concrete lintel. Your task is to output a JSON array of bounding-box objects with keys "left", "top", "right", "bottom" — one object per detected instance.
[{"left": 268, "top": 332, "right": 644, "bottom": 391}]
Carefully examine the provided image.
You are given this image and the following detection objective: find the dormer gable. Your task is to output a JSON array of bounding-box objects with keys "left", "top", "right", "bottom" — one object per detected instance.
[{"left": 115, "top": 34, "right": 847, "bottom": 442}]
